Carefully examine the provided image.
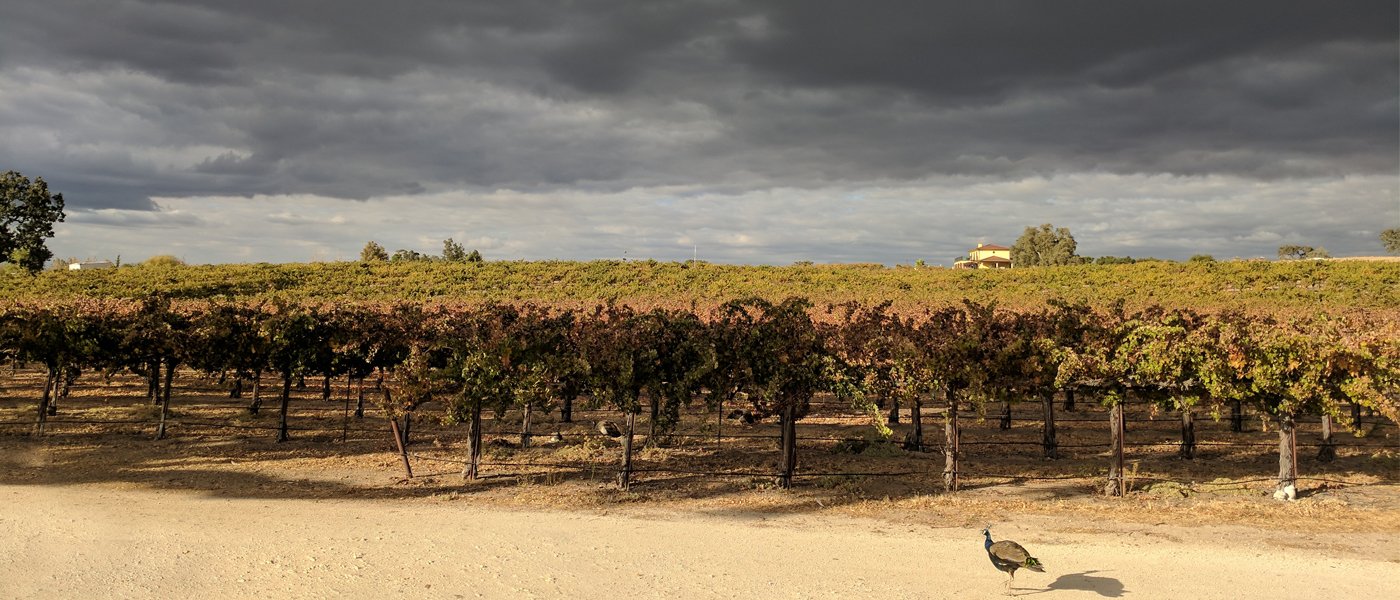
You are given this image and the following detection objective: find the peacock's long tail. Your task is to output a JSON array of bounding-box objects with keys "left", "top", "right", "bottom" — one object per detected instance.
[{"left": 1023, "top": 557, "right": 1045, "bottom": 572}]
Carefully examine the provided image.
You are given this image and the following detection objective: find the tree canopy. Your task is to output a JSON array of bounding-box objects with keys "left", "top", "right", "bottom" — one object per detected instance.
[
  {"left": 1382, "top": 228, "right": 1400, "bottom": 255},
  {"left": 0, "top": 171, "right": 66, "bottom": 274},
  {"left": 1278, "top": 245, "right": 1329, "bottom": 260},
  {"left": 1009, "top": 224, "right": 1079, "bottom": 267},
  {"left": 360, "top": 241, "right": 389, "bottom": 262}
]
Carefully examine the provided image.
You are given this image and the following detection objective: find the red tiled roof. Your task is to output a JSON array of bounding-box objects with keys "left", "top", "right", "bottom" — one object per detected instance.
[
  {"left": 977, "top": 256, "right": 1012, "bottom": 263},
  {"left": 973, "top": 243, "right": 1010, "bottom": 251}
]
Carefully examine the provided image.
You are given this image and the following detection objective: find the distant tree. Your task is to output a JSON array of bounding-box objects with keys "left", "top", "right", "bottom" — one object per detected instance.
[
  {"left": 391, "top": 249, "right": 427, "bottom": 262},
  {"left": 361, "top": 241, "right": 389, "bottom": 262},
  {"left": 1010, "top": 224, "right": 1078, "bottom": 267},
  {"left": 1306, "top": 247, "right": 1330, "bottom": 259},
  {"left": 1383, "top": 229, "right": 1400, "bottom": 255},
  {"left": 1, "top": 171, "right": 66, "bottom": 274},
  {"left": 465, "top": 249, "right": 482, "bottom": 263},
  {"left": 792, "top": 260, "right": 813, "bottom": 267},
  {"left": 1188, "top": 254, "right": 1215, "bottom": 263},
  {"left": 142, "top": 255, "right": 185, "bottom": 268},
  {"left": 442, "top": 238, "right": 467, "bottom": 262},
  {"left": 1277, "top": 245, "right": 1313, "bottom": 260},
  {"left": 1095, "top": 256, "right": 1135, "bottom": 265}
]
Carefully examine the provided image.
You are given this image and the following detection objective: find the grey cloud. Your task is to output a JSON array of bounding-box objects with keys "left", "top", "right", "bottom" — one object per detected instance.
[
  {"left": 67, "top": 207, "right": 205, "bottom": 228},
  {"left": 1, "top": 1, "right": 1395, "bottom": 265}
]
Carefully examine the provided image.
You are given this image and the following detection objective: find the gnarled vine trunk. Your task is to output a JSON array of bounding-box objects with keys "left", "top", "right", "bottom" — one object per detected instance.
[
  {"left": 1275, "top": 413, "right": 1298, "bottom": 501},
  {"left": 1041, "top": 394, "right": 1057, "bottom": 459},
  {"left": 778, "top": 404, "right": 798, "bottom": 488},
  {"left": 463, "top": 402, "right": 483, "bottom": 480},
  {"left": 276, "top": 373, "right": 292, "bottom": 442},
  {"left": 34, "top": 368, "right": 56, "bottom": 436},
  {"left": 1317, "top": 415, "right": 1335, "bottom": 462},
  {"left": 944, "top": 388, "right": 960, "bottom": 492},
  {"left": 354, "top": 377, "right": 365, "bottom": 418},
  {"left": 156, "top": 359, "right": 175, "bottom": 440},
  {"left": 1105, "top": 403, "right": 1125, "bottom": 496},
  {"left": 619, "top": 412, "right": 637, "bottom": 489},
  {"left": 1179, "top": 408, "right": 1196, "bottom": 460},
  {"left": 248, "top": 371, "right": 262, "bottom": 414},
  {"left": 908, "top": 395, "right": 924, "bottom": 451}
]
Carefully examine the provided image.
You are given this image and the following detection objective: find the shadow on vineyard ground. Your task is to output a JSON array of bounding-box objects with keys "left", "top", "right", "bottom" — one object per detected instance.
[{"left": 3, "top": 370, "right": 1399, "bottom": 535}]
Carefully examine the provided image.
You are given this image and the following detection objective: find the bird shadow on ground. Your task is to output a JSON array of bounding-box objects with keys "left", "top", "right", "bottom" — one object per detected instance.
[{"left": 1019, "top": 570, "right": 1125, "bottom": 597}]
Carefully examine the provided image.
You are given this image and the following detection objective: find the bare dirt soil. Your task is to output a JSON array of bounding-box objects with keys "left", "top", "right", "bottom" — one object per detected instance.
[
  {"left": 2, "top": 370, "right": 1398, "bottom": 598},
  {"left": 3, "top": 483, "right": 1397, "bottom": 600}
]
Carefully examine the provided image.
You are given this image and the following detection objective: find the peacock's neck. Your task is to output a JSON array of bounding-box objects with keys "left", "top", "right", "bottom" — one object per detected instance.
[{"left": 983, "top": 533, "right": 993, "bottom": 550}]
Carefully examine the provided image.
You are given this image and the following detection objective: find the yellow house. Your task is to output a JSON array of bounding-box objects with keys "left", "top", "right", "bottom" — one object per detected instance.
[{"left": 953, "top": 243, "right": 1013, "bottom": 269}]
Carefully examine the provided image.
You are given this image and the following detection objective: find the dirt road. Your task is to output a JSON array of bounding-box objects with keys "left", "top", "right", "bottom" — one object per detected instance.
[{"left": 1, "top": 484, "right": 1394, "bottom": 599}]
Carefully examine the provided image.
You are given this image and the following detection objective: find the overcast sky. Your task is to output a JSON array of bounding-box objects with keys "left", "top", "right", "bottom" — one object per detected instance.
[{"left": 3, "top": 1, "right": 1396, "bottom": 265}]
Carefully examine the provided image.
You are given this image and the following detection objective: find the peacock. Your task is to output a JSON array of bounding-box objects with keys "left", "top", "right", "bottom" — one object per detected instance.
[
  {"left": 596, "top": 420, "right": 622, "bottom": 438},
  {"left": 982, "top": 526, "right": 1044, "bottom": 595}
]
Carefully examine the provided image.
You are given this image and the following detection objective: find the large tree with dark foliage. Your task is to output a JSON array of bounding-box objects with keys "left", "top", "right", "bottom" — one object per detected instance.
[
  {"left": 0, "top": 171, "right": 66, "bottom": 274},
  {"left": 1009, "top": 224, "right": 1078, "bottom": 267}
]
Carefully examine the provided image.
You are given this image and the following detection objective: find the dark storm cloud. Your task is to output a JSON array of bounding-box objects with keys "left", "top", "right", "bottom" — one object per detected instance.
[{"left": 0, "top": 0, "right": 1394, "bottom": 256}]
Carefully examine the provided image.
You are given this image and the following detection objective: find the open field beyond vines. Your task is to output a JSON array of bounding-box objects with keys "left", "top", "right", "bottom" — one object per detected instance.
[{"left": 4, "top": 259, "right": 1399, "bottom": 315}]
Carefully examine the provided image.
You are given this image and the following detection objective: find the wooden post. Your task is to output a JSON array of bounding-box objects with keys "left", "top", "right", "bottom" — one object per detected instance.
[
  {"left": 1062, "top": 388, "right": 1076, "bottom": 412},
  {"left": 619, "top": 411, "right": 636, "bottom": 489},
  {"left": 999, "top": 401, "right": 1012, "bottom": 430},
  {"left": 1275, "top": 412, "right": 1297, "bottom": 500},
  {"left": 390, "top": 417, "right": 413, "bottom": 479},
  {"left": 1041, "top": 394, "right": 1057, "bottom": 459},
  {"left": 561, "top": 395, "right": 573, "bottom": 423},
  {"left": 34, "top": 369, "right": 55, "bottom": 436},
  {"left": 778, "top": 404, "right": 797, "bottom": 488},
  {"left": 1230, "top": 399, "right": 1244, "bottom": 433},
  {"left": 1350, "top": 402, "right": 1362, "bottom": 429},
  {"left": 521, "top": 402, "right": 533, "bottom": 448},
  {"left": 1317, "top": 415, "right": 1336, "bottom": 462},
  {"left": 322, "top": 374, "right": 332, "bottom": 402},
  {"left": 156, "top": 360, "right": 174, "bottom": 440},
  {"left": 463, "top": 402, "right": 482, "bottom": 480},
  {"left": 1179, "top": 408, "right": 1196, "bottom": 460},
  {"left": 944, "top": 388, "right": 960, "bottom": 492},
  {"left": 1106, "top": 402, "right": 1125, "bottom": 496}
]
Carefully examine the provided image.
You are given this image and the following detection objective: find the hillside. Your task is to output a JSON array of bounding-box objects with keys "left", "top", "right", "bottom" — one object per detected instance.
[{"left": 4, "top": 259, "right": 1397, "bottom": 314}]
